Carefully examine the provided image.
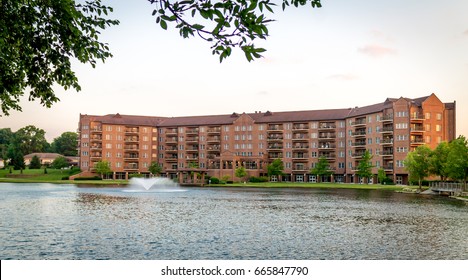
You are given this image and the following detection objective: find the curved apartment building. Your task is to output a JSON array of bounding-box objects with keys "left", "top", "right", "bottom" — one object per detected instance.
[{"left": 77, "top": 93, "right": 456, "bottom": 184}]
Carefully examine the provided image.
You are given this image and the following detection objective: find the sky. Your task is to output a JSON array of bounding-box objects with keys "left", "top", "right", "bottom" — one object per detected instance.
[{"left": 2, "top": 0, "right": 468, "bottom": 142}]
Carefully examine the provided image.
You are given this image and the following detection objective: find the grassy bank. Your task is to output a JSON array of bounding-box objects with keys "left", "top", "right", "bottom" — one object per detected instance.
[
  {"left": 0, "top": 168, "right": 128, "bottom": 185},
  {"left": 207, "top": 182, "right": 408, "bottom": 191},
  {"left": 0, "top": 167, "right": 416, "bottom": 191}
]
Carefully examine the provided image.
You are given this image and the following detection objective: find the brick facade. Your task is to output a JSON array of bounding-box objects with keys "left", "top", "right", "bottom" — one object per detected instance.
[{"left": 77, "top": 93, "right": 456, "bottom": 184}]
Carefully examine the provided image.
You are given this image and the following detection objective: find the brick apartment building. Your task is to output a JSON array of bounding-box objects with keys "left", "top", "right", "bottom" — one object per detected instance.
[{"left": 77, "top": 93, "right": 456, "bottom": 184}]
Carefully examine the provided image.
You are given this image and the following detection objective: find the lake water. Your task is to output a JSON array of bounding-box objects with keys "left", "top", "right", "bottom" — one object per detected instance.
[{"left": 0, "top": 183, "right": 467, "bottom": 260}]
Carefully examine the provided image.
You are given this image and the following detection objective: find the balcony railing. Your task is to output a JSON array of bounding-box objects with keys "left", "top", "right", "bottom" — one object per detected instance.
[
  {"left": 267, "top": 125, "right": 283, "bottom": 131},
  {"left": 293, "top": 124, "right": 309, "bottom": 130},
  {"left": 351, "top": 119, "right": 366, "bottom": 126},
  {"left": 318, "top": 123, "right": 336, "bottom": 130},
  {"left": 207, "top": 127, "right": 221, "bottom": 134},
  {"left": 125, "top": 128, "right": 139, "bottom": 134},
  {"left": 267, "top": 144, "right": 283, "bottom": 150}
]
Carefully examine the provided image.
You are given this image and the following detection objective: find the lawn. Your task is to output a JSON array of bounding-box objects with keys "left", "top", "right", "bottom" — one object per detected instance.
[{"left": 0, "top": 168, "right": 414, "bottom": 191}]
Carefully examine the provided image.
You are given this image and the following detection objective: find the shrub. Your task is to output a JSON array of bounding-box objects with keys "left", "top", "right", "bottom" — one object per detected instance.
[
  {"left": 74, "top": 176, "right": 102, "bottom": 181},
  {"left": 209, "top": 177, "right": 220, "bottom": 184},
  {"left": 249, "top": 176, "right": 269, "bottom": 183},
  {"left": 61, "top": 176, "right": 70, "bottom": 180}
]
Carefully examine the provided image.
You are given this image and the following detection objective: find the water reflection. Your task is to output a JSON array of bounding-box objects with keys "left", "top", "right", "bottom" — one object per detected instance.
[{"left": 0, "top": 183, "right": 467, "bottom": 259}]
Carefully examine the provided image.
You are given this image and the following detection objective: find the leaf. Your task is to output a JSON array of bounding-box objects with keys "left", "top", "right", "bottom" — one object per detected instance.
[
  {"left": 192, "top": 24, "right": 204, "bottom": 30},
  {"left": 160, "top": 19, "right": 167, "bottom": 30}
]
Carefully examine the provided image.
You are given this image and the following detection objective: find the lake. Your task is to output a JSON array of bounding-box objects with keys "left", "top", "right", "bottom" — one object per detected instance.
[{"left": 0, "top": 183, "right": 467, "bottom": 259}]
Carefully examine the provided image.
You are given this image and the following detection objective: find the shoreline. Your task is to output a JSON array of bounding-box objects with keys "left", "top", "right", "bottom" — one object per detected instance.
[{"left": 0, "top": 178, "right": 411, "bottom": 191}]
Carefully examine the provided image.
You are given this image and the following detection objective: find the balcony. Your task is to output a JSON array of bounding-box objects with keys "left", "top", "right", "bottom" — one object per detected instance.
[
  {"left": 124, "top": 145, "right": 139, "bottom": 150},
  {"left": 380, "top": 127, "right": 394, "bottom": 134},
  {"left": 206, "top": 136, "right": 220, "bottom": 143},
  {"left": 90, "top": 136, "right": 102, "bottom": 142},
  {"left": 352, "top": 131, "right": 366, "bottom": 138},
  {"left": 186, "top": 128, "right": 199, "bottom": 135},
  {"left": 292, "top": 153, "right": 308, "bottom": 160},
  {"left": 352, "top": 141, "right": 366, "bottom": 147},
  {"left": 318, "top": 153, "right": 336, "bottom": 160},
  {"left": 381, "top": 150, "right": 394, "bottom": 157},
  {"left": 268, "top": 153, "right": 283, "bottom": 159},
  {"left": 165, "top": 156, "right": 178, "bottom": 162},
  {"left": 124, "top": 164, "right": 139, "bottom": 170},
  {"left": 318, "top": 133, "right": 336, "bottom": 139},
  {"left": 185, "top": 155, "right": 199, "bottom": 161},
  {"left": 207, "top": 127, "right": 221, "bottom": 134},
  {"left": 411, "top": 138, "right": 425, "bottom": 146},
  {"left": 380, "top": 138, "right": 394, "bottom": 145},
  {"left": 166, "top": 128, "right": 177, "bottom": 135},
  {"left": 267, "top": 134, "right": 283, "bottom": 142},
  {"left": 410, "top": 113, "right": 424, "bottom": 121},
  {"left": 292, "top": 144, "right": 309, "bottom": 150},
  {"left": 318, "top": 142, "right": 335, "bottom": 150},
  {"left": 292, "top": 165, "right": 308, "bottom": 172},
  {"left": 410, "top": 125, "right": 424, "bottom": 133},
  {"left": 125, "top": 128, "right": 139, "bottom": 134},
  {"left": 267, "top": 144, "right": 283, "bottom": 150},
  {"left": 166, "top": 137, "right": 177, "bottom": 143},
  {"left": 267, "top": 125, "right": 283, "bottom": 131},
  {"left": 351, "top": 119, "right": 366, "bottom": 126},
  {"left": 90, "top": 144, "right": 102, "bottom": 150},
  {"left": 186, "top": 136, "right": 199, "bottom": 143},
  {"left": 207, "top": 145, "right": 220, "bottom": 152},
  {"left": 318, "top": 122, "right": 336, "bottom": 130},
  {"left": 186, "top": 145, "right": 199, "bottom": 151},
  {"left": 292, "top": 133, "right": 308, "bottom": 141},
  {"left": 292, "top": 124, "right": 309, "bottom": 131},
  {"left": 124, "top": 136, "right": 139, "bottom": 143},
  {"left": 380, "top": 115, "right": 394, "bottom": 122},
  {"left": 352, "top": 152, "right": 365, "bottom": 158},
  {"left": 207, "top": 154, "right": 220, "bottom": 159},
  {"left": 90, "top": 152, "right": 102, "bottom": 159}
]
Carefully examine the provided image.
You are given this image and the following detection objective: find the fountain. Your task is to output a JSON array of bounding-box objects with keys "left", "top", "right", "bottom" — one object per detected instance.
[{"left": 126, "top": 177, "right": 186, "bottom": 192}]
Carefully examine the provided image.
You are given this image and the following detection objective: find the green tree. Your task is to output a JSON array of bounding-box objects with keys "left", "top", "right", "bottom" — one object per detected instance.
[
  {"left": 94, "top": 160, "right": 112, "bottom": 178},
  {"left": 445, "top": 136, "right": 468, "bottom": 190},
  {"left": 404, "top": 145, "right": 432, "bottom": 190},
  {"left": 310, "top": 156, "right": 333, "bottom": 183},
  {"left": 0, "top": 0, "right": 119, "bottom": 115},
  {"left": 13, "top": 125, "right": 49, "bottom": 155},
  {"left": 356, "top": 150, "right": 373, "bottom": 184},
  {"left": 0, "top": 128, "right": 14, "bottom": 159},
  {"left": 430, "top": 141, "right": 450, "bottom": 181},
  {"left": 377, "top": 168, "right": 387, "bottom": 184},
  {"left": 50, "top": 132, "right": 78, "bottom": 156},
  {"left": 50, "top": 156, "right": 69, "bottom": 169},
  {"left": 149, "top": 0, "right": 322, "bottom": 62},
  {"left": 149, "top": 162, "right": 163, "bottom": 176},
  {"left": 9, "top": 150, "right": 25, "bottom": 170},
  {"left": 235, "top": 166, "right": 247, "bottom": 182},
  {"left": 267, "top": 158, "right": 284, "bottom": 180},
  {"left": 29, "top": 155, "right": 42, "bottom": 169}
]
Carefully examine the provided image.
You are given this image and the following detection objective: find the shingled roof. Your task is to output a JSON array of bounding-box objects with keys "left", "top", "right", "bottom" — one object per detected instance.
[{"left": 94, "top": 113, "right": 166, "bottom": 126}]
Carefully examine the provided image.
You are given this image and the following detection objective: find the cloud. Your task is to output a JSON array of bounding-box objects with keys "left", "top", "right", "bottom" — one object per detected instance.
[
  {"left": 358, "top": 44, "right": 397, "bottom": 58},
  {"left": 327, "top": 74, "right": 359, "bottom": 81}
]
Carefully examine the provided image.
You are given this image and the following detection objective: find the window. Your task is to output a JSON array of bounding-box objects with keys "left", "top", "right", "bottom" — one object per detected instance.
[
  {"left": 82, "top": 134, "right": 89, "bottom": 139},
  {"left": 425, "top": 112, "right": 431, "bottom": 119},
  {"left": 396, "top": 160, "right": 405, "bottom": 167},
  {"left": 396, "top": 123, "right": 408, "bottom": 129},
  {"left": 367, "top": 138, "right": 372, "bottom": 144},
  {"left": 105, "top": 134, "right": 112, "bottom": 140},
  {"left": 425, "top": 136, "right": 431, "bottom": 143},
  {"left": 368, "top": 127, "right": 372, "bottom": 133},
  {"left": 425, "top": 124, "right": 431, "bottom": 131},
  {"left": 338, "top": 162, "right": 345, "bottom": 169},
  {"left": 105, "top": 143, "right": 112, "bottom": 149},
  {"left": 436, "top": 113, "right": 442, "bottom": 120},
  {"left": 82, "top": 142, "right": 88, "bottom": 147},
  {"left": 311, "top": 133, "right": 318, "bottom": 139},
  {"left": 436, "top": 124, "right": 441, "bottom": 132},
  {"left": 116, "top": 152, "right": 122, "bottom": 158},
  {"left": 82, "top": 151, "right": 88, "bottom": 156},
  {"left": 311, "top": 152, "right": 317, "bottom": 158}
]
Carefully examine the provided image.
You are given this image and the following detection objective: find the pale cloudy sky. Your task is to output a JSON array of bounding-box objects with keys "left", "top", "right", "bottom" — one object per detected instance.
[{"left": 2, "top": 0, "right": 467, "bottom": 141}]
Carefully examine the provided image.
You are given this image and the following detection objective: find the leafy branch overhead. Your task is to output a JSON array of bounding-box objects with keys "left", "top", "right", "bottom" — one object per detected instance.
[
  {"left": 0, "top": 0, "right": 119, "bottom": 116},
  {"left": 148, "top": 0, "right": 322, "bottom": 62}
]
